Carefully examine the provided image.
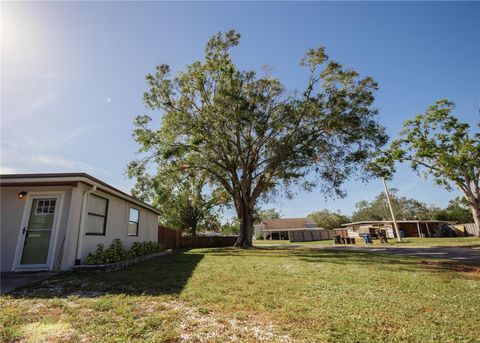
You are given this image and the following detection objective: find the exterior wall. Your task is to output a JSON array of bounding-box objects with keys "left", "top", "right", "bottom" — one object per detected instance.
[
  {"left": 0, "top": 185, "right": 73, "bottom": 272},
  {"left": 60, "top": 183, "right": 87, "bottom": 270},
  {"left": 1, "top": 183, "right": 159, "bottom": 272},
  {"left": 78, "top": 188, "right": 159, "bottom": 265},
  {"left": 346, "top": 224, "right": 395, "bottom": 238}
]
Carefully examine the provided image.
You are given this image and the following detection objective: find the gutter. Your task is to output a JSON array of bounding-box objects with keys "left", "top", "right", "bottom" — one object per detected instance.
[{"left": 75, "top": 184, "right": 97, "bottom": 265}]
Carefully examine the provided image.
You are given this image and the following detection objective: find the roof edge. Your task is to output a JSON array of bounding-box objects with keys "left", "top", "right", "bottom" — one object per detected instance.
[{"left": 0, "top": 173, "right": 161, "bottom": 215}]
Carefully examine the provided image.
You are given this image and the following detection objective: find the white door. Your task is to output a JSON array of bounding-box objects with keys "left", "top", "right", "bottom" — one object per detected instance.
[{"left": 14, "top": 194, "right": 63, "bottom": 271}]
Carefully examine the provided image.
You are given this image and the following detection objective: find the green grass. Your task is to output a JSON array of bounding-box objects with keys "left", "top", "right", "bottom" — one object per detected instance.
[
  {"left": 386, "top": 236, "right": 480, "bottom": 247},
  {"left": 1, "top": 248, "right": 479, "bottom": 342},
  {"left": 255, "top": 236, "right": 480, "bottom": 248}
]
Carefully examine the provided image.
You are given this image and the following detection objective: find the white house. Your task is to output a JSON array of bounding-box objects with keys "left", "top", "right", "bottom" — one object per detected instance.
[{"left": 0, "top": 173, "right": 160, "bottom": 272}]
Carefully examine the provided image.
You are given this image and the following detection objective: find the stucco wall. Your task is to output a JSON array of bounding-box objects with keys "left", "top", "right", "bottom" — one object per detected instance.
[
  {"left": 0, "top": 186, "right": 73, "bottom": 272},
  {"left": 79, "top": 188, "right": 159, "bottom": 264},
  {"left": 1, "top": 183, "right": 159, "bottom": 271}
]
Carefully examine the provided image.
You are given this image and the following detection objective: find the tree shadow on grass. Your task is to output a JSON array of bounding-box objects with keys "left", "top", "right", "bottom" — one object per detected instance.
[
  {"left": 9, "top": 247, "right": 476, "bottom": 299},
  {"left": 8, "top": 250, "right": 204, "bottom": 299},
  {"left": 198, "top": 246, "right": 478, "bottom": 276}
]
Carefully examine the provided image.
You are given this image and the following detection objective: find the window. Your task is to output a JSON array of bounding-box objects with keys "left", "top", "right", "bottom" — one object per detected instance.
[
  {"left": 85, "top": 194, "right": 108, "bottom": 235},
  {"left": 128, "top": 208, "right": 139, "bottom": 236},
  {"left": 35, "top": 199, "right": 56, "bottom": 215}
]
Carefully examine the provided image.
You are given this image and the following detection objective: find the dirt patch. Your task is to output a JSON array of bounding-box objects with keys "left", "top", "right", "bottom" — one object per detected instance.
[
  {"left": 162, "top": 300, "right": 291, "bottom": 342},
  {"left": 20, "top": 321, "right": 76, "bottom": 343}
]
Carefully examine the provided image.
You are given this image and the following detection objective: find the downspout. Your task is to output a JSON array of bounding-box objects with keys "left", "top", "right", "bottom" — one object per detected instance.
[{"left": 75, "top": 184, "right": 97, "bottom": 265}]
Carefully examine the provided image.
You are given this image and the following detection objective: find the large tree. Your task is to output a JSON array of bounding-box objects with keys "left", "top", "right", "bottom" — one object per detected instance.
[
  {"left": 378, "top": 100, "right": 480, "bottom": 235},
  {"left": 128, "top": 30, "right": 387, "bottom": 247}
]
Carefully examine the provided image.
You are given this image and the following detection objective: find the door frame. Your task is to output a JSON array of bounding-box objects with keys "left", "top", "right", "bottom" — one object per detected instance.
[{"left": 12, "top": 191, "right": 65, "bottom": 272}]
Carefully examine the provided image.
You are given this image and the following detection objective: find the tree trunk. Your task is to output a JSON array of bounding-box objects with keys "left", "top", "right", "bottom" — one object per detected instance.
[
  {"left": 234, "top": 203, "right": 253, "bottom": 248},
  {"left": 468, "top": 202, "right": 480, "bottom": 237}
]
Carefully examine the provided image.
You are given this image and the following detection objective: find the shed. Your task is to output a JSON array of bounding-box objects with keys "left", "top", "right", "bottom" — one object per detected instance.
[{"left": 341, "top": 220, "right": 457, "bottom": 239}]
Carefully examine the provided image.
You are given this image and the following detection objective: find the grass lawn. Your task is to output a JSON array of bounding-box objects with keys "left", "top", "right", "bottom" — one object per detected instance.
[
  {"left": 255, "top": 239, "right": 334, "bottom": 245},
  {"left": 255, "top": 236, "right": 480, "bottom": 248},
  {"left": 1, "top": 248, "right": 479, "bottom": 342},
  {"left": 385, "top": 237, "right": 480, "bottom": 247}
]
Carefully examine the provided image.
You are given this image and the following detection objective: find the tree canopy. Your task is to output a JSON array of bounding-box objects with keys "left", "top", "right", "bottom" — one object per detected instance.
[
  {"left": 351, "top": 188, "right": 440, "bottom": 222},
  {"left": 129, "top": 167, "right": 223, "bottom": 236},
  {"left": 254, "top": 208, "right": 282, "bottom": 223},
  {"left": 435, "top": 197, "right": 474, "bottom": 223},
  {"left": 307, "top": 209, "right": 350, "bottom": 229},
  {"left": 128, "top": 30, "right": 387, "bottom": 247},
  {"left": 378, "top": 100, "right": 480, "bottom": 234}
]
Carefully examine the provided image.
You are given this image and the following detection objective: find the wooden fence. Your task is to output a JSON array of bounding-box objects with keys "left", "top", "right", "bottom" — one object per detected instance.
[
  {"left": 158, "top": 226, "right": 182, "bottom": 250},
  {"left": 289, "top": 229, "right": 336, "bottom": 242},
  {"left": 181, "top": 236, "right": 238, "bottom": 248},
  {"left": 158, "top": 226, "right": 238, "bottom": 249}
]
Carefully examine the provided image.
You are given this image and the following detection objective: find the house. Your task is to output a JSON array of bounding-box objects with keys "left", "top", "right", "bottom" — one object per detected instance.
[
  {"left": 255, "top": 217, "right": 334, "bottom": 242},
  {"left": 0, "top": 173, "right": 160, "bottom": 272},
  {"left": 341, "top": 220, "right": 458, "bottom": 239}
]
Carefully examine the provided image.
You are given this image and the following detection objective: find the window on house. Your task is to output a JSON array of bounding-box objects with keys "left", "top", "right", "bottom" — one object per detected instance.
[
  {"left": 35, "top": 199, "right": 56, "bottom": 215},
  {"left": 128, "top": 208, "right": 139, "bottom": 236},
  {"left": 85, "top": 194, "right": 108, "bottom": 235}
]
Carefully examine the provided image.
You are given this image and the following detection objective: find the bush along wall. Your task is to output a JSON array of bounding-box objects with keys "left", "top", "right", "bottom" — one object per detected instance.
[{"left": 85, "top": 239, "right": 163, "bottom": 265}]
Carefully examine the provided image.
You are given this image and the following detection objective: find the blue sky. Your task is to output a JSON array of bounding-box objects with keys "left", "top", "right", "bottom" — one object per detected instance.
[{"left": 2, "top": 2, "right": 479, "bottom": 218}]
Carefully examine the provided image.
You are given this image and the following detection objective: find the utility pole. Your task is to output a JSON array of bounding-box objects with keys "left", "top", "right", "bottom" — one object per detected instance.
[{"left": 382, "top": 177, "right": 402, "bottom": 242}]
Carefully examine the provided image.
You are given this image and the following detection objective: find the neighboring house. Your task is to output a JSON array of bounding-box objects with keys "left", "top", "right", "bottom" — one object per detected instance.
[
  {"left": 0, "top": 173, "right": 160, "bottom": 272},
  {"left": 341, "top": 220, "right": 458, "bottom": 238},
  {"left": 255, "top": 218, "right": 333, "bottom": 242}
]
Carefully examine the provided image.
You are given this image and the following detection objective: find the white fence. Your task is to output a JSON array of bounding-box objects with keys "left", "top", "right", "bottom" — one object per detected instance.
[{"left": 454, "top": 223, "right": 479, "bottom": 237}]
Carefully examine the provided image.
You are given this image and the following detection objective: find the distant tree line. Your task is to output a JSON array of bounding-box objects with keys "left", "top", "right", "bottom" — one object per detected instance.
[{"left": 305, "top": 190, "right": 473, "bottom": 229}]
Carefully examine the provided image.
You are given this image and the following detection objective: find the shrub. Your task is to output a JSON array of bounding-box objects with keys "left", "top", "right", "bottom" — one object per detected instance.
[
  {"left": 86, "top": 244, "right": 105, "bottom": 265},
  {"left": 86, "top": 239, "right": 163, "bottom": 265}
]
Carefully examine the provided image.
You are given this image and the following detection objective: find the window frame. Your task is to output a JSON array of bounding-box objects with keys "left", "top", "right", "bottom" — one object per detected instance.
[
  {"left": 128, "top": 207, "right": 140, "bottom": 236},
  {"left": 85, "top": 194, "right": 109, "bottom": 236},
  {"left": 34, "top": 199, "right": 57, "bottom": 215}
]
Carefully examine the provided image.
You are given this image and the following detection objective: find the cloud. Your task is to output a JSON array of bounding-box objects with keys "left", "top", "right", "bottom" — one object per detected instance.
[
  {"left": 3, "top": 70, "right": 64, "bottom": 123},
  {"left": 63, "top": 125, "right": 108, "bottom": 144},
  {"left": 0, "top": 165, "right": 18, "bottom": 174},
  {"left": 104, "top": 97, "right": 112, "bottom": 103},
  {"left": 30, "top": 154, "right": 95, "bottom": 171},
  {"left": 4, "top": 91, "right": 59, "bottom": 123}
]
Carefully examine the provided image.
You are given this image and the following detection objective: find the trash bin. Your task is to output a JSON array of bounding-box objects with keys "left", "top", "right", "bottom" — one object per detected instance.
[
  {"left": 345, "top": 237, "right": 351, "bottom": 244},
  {"left": 350, "top": 237, "right": 355, "bottom": 244},
  {"left": 362, "top": 233, "right": 372, "bottom": 244},
  {"left": 334, "top": 235, "right": 341, "bottom": 244}
]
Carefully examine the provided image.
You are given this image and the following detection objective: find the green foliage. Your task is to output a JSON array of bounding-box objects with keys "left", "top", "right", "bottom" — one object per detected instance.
[
  {"left": 254, "top": 208, "right": 282, "bottom": 223},
  {"left": 435, "top": 197, "right": 474, "bottom": 223},
  {"left": 86, "top": 239, "right": 163, "bottom": 265},
  {"left": 128, "top": 30, "right": 387, "bottom": 247},
  {"left": 351, "top": 188, "right": 441, "bottom": 222},
  {"left": 129, "top": 166, "right": 224, "bottom": 236},
  {"left": 219, "top": 218, "right": 240, "bottom": 235},
  {"left": 307, "top": 209, "right": 350, "bottom": 229}
]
